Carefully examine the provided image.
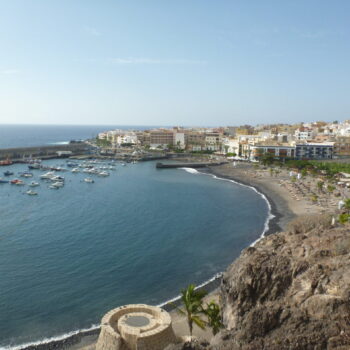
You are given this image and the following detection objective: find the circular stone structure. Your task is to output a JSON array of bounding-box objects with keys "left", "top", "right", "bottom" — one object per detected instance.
[{"left": 96, "top": 304, "right": 177, "bottom": 350}]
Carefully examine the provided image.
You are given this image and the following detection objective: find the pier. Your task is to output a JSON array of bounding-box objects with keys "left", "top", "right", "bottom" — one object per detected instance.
[{"left": 156, "top": 161, "right": 227, "bottom": 169}]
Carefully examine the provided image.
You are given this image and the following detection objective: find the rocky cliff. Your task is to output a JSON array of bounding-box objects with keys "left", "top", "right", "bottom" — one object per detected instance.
[{"left": 168, "top": 215, "right": 350, "bottom": 350}]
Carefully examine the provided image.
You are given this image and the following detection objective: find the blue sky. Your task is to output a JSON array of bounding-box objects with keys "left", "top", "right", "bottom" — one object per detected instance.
[{"left": 0, "top": 0, "right": 349, "bottom": 126}]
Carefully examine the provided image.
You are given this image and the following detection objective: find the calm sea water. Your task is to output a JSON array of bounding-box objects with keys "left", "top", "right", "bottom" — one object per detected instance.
[
  {"left": 0, "top": 125, "right": 158, "bottom": 149},
  {"left": 0, "top": 159, "right": 269, "bottom": 348}
]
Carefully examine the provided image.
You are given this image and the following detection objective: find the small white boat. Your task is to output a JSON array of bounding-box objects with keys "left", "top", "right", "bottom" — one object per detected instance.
[
  {"left": 50, "top": 175, "right": 65, "bottom": 182},
  {"left": 71, "top": 168, "right": 80, "bottom": 173},
  {"left": 84, "top": 177, "right": 94, "bottom": 183},
  {"left": 40, "top": 172, "right": 55, "bottom": 179},
  {"left": 29, "top": 181, "right": 40, "bottom": 187},
  {"left": 49, "top": 185, "right": 59, "bottom": 189},
  {"left": 98, "top": 171, "right": 110, "bottom": 177},
  {"left": 26, "top": 190, "right": 38, "bottom": 196},
  {"left": 20, "top": 172, "right": 33, "bottom": 178},
  {"left": 121, "top": 163, "right": 126, "bottom": 166},
  {"left": 51, "top": 181, "right": 64, "bottom": 188}
]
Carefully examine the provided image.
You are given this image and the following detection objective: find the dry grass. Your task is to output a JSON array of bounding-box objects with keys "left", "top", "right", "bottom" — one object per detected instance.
[{"left": 287, "top": 214, "right": 333, "bottom": 234}]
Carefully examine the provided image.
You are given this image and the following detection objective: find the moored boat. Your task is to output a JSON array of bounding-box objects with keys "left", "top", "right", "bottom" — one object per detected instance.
[
  {"left": 4, "top": 171, "right": 14, "bottom": 176},
  {"left": 28, "top": 163, "right": 41, "bottom": 170},
  {"left": 20, "top": 172, "right": 34, "bottom": 178},
  {"left": 50, "top": 175, "right": 65, "bottom": 182},
  {"left": 84, "top": 177, "right": 94, "bottom": 183},
  {"left": 0, "top": 178, "right": 9, "bottom": 183},
  {"left": 40, "top": 172, "right": 55, "bottom": 179},
  {"left": 51, "top": 181, "right": 64, "bottom": 188},
  {"left": 10, "top": 179, "right": 25, "bottom": 185},
  {"left": 29, "top": 181, "right": 40, "bottom": 187},
  {"left": 26, "top": 190, "right": 38, "bottom": 196},
  {"left": 0, "top": 159, "right": 12, "bottom": 166}
]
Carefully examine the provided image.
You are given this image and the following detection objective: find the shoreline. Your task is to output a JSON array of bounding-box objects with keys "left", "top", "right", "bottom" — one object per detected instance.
[
  {"left": 205, "top": 163, "right": 297, "bottom": 235},
  {"left": 2, "top": 162, "right": 297, "bottom": 350}
]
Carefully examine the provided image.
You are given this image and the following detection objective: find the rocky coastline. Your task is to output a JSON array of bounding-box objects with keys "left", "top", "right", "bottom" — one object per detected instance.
[
  {"left": 195, "top": 214, "right": 350, "bottom": 349},
  {"left": 167, "top": 164, "right": 350, "bottom": 350}
]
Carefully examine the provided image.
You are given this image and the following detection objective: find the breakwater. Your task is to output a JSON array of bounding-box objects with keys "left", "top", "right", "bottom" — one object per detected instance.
[
  {"left": 156, "top": 161, "right": 227, "bottom": 168},
  {"left": 0, "top": 143, "right": 91, "bottom": 161}
]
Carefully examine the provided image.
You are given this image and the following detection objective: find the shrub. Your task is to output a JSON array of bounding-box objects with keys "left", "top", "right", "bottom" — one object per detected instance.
[{"left": 287, "top": 214, "right": 333, "bottom": 234}]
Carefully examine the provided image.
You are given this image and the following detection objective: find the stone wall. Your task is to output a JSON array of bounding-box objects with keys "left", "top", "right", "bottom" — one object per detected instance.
[{"left": 96, "top": 304, "right": 178, "bottom": 350}]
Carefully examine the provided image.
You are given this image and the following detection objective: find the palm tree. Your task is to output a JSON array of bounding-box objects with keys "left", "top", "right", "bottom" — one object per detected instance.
[
  {"left": 204, "top": 301, "right": 224, "bottom": 335},
  {"left": 176, "top": 284, "right": 207, "bottom": 338}
]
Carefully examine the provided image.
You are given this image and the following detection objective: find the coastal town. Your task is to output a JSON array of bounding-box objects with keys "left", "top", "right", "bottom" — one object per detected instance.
[
  {"left": 95, "top": 120, "right": 350, "bottom": 161},
  {"left": 2, "top": 0, "right": 350, "bottom": 349}
]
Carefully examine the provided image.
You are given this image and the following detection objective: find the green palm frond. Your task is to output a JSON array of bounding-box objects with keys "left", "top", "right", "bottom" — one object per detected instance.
[{"left": 192, "top": 315, "right": 207, "bottom": 330}]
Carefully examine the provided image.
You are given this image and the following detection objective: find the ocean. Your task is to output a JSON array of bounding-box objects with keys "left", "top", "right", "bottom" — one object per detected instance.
[
  {"left": 0, "top": 126, "right": 270, "bottom": 349},
  {"left": 0, "top": 124, "right": 157, "bottom": 149}
]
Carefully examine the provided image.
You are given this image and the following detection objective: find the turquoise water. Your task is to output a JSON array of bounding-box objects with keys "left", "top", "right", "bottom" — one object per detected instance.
[{"left": 0, "top": 160, "right": 269, "bottom": 348}]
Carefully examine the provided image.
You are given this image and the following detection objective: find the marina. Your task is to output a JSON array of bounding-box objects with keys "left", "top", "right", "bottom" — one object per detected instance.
[{"left": 0, "top": 159, "right": 121, "bottom": 196}]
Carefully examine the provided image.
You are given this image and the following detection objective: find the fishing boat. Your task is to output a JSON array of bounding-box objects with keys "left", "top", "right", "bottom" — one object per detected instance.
[
  {"left": 10, "top": 179, "right": 25, "bottom": 185},
  {"left": 0, "top": 159, "right": 12, "bottom": 166},
  {"left": 84, "top": 177, "right": 94, "bottom": 183},
  {"left": 29, "top": 181, "right": 40, "bottom": 187},
  {"left": 20, "top": 172, "right": 34, "bottom": 178},
  {"left": 28, "top": 163, "right": 41, "bottom": 170},
  {"left": 26, "top": 190, "right": 38, "bottom": 196},
  {"left": 4, "top": 171, "right": 14, "bottom": 176}
]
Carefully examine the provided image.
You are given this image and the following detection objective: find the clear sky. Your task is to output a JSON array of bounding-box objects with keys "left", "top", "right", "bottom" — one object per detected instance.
[{"left": 0, "top": 0, "right": 349, "bottom": 126}]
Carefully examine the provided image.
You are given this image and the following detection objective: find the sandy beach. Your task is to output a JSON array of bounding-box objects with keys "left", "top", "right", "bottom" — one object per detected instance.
[{"left": 206, "top": 162, "right": 342, "bottom": 234}]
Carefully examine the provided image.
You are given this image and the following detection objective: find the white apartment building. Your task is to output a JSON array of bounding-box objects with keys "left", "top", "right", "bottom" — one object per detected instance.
[
  {"left": 174, "top": 132, "right": 185, "bottom": 149},
  {"left": 222, "top": 138, "right": 239, "bottom": 154},
  {"left": 116, "top": 133, "right": 138, "bottom": 146},
  {"left": 294, "top": 128, "right": 316, "bottom": 141}
]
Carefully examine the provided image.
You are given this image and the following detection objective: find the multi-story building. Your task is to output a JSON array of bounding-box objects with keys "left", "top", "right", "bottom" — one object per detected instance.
[
  {"left": 116, "top": 133, "right": 138, "bottom": 146},
  {"left": 251, "top": 144, "right": 295, "bottom": 160},
  {"left": 204, "top": 132, "right": 222, "bottom": 151},
  {"left": 222, "top": 138, "right": 239, "bottom": 155},
  {"left": 251, "top": 142, "right": 334, "bottom": 160},
  {"left": 174, "top": 132, "right": 185, "bottom": 149},
  {"left": 294, "top": 127, "right": 316, "bottom": 141},
  {"left": 185, "top": 132, "right": 205, "bottom": 151},
  {"left": 149, "top": 130, "right": 174, "bottom": 148},
  {"left": 295, "top": 142, "right": 334, "bottom": 160},
  {"left": 333, "top": 137, "right": 350, "bottom": 157}
]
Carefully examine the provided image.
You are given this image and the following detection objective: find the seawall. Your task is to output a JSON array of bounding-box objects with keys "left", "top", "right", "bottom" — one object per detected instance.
[{"left": 0, "top": 144, "right": 91, "bottom": 161}]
